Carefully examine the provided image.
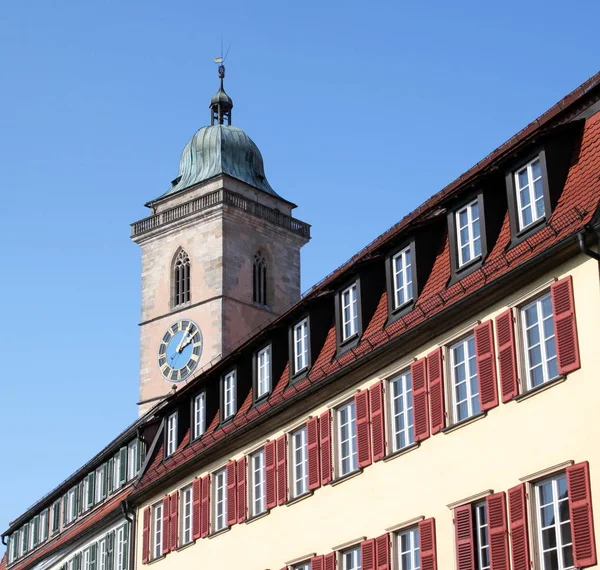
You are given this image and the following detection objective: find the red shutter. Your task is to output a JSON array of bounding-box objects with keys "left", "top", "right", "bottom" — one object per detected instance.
[
  {"left": 474, "top": 320, "right": 499, "bottom": 411},
  {"left": 324, "top": 552, "right": 336, "bottom": 570},
  {"left": 355, "top": 390, "right": 372, "bottom": 468},
  {"left": 162, "top": 496, "right": 170, "bottom": 555},
  {"left": 411, "top": 358, "right": 430, "bottom": 441},
  {"left": 276, "top": 435, "right": 288, "bottom": 505},
  {"left": 265, "top": 441, "right": 277, "bottom": 509},
  {"left": 142, "top": 507, "right": 150, "bottom": 564},
  {"left": 226, "top": 460, "right": 237, "bottom": 526},
  {"left": 419, "top": 518, "right": 437, "bottom": 570},
  {"left": 427, "top": 348, "right": 445, "bottom": 434},
  {"left": 320, "top": 410, "right": 332, "bottom": 485},
  {"left": 375, "top": 533, "right": 390, "bottom": 570},
  {"left": 508, "top": 484, "right": 530, "bottom": 570},
  {"left": 487, "top": 492, "right": 509, "bottom": 570},
  {"left": 192, "top": 479, "right": 201, "bottom": 540},
  {"left": 311, "top": 555, "right": 324, "bottom": 570},
  {"left": 200, "top": 475, "right": 210, "bottom": 538},
  {"left": 307, "top": 417, "right": 321, "bottom": 490},
  {"left": 567, "top": 461, "right": 597, "bottom": 566},
  {"left": 496, "top": 309, "right": 519, "bottom": 402},
  {"left": 370, "top": 381, "right": 386, "bottom": 461},
  {"left": 361, "top": 539, "right": 376, "bottom": 570},
  {"left": 169, "top": 491, "right": 178, "bottom": 551},
  {"left": 236, "top": 457, "right": 247, "bottom": 523},
  {"left": 551, "top": 276, "right": 581, "bottom": 375},
  {"left": 454, "top": 504, "right": 474, "bottom": 570}
]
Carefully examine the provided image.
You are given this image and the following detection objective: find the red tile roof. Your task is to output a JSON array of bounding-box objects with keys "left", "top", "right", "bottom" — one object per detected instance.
[{"left": 133, "top": 80, "right": 600, "bottom": 496}]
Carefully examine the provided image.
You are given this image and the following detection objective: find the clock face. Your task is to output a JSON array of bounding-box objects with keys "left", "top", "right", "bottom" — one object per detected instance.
[{"left": 158, "top": 319, "right": 203, "bottom": 382}]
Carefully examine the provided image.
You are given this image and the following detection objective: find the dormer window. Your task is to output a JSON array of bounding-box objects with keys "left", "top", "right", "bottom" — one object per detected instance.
[
  {"left": 166, "top": 412, "right": 178, "bottom": 457},
  {"left": 340, "top": 283, "right": 359, "bottom": 341},
  {"left": 455, "top": 199, "right": 482, "bottom": 267},
  {"left": 255, "top": 345, "right": 271, "bottom": 400},
  {"left": 293, "top": 319, "right": 309, "bottom": 375},
  {"left": 222, "top": 370, "right": 237, "bottom": 421},
  {"left": 515, "top": 156, "right": 544, "bottom": 230},
  {"left": 392, "top": 246, "right": 413, "bottom": 309}
]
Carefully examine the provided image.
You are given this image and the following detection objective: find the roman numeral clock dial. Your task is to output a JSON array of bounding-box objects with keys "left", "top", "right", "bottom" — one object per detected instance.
[{"left": 158, "top": 320, "right": 203, "bottom": 382}]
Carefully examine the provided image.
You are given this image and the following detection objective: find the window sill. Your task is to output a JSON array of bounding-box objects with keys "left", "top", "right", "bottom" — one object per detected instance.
[
  {"left": 383, "top": 442, "right": 420, "bottom": 462},
  {"left": 336, "top": 333, "right": 361, "bottom": 357},
  {"left": 208, "top": 526, "right": 230, "bottom": 539},
  {"left": 245, "top": 510, "right": 270, "bottom": 524},
  {"left": 441, "top": 411, "right": 486, "bottom": 434},
  {"left": 147, "top": 555, "right": 166, "bottom": 565},
  {"left": 514, "top": 375, "right": 566, "bottom": 402},
  {"left": 289, "top": 367, "right": 310, "bottom": 384},
  {"left": 251, "top": 392, "right": 272, "bottom": 409},
  {"left": 175, "top": 540, "right": 196, "bottom": 552},
  {"left": 286, "top": 491, "right": 313, "bottom": 506},
  {"left": 330, "top": 468, "right": 363, "bottom": 487},
  {"left": 386, "top": 300, "right": 415, "bottom": 327},
  {"left": 447, "top": 258, "right": 484, "bottom": 287},
  {"left": 506, "top": 218, "right": 547, "bottom": 251}
]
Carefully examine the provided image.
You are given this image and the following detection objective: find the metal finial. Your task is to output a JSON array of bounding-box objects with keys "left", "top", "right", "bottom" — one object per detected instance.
[{"left": 210, "top": 57, "right": 233, "bottom": 126}]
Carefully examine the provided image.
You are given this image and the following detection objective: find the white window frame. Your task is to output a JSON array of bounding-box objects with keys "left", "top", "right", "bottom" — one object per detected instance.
[
  {"left": 396, "top": 526, "right": 420, "bottom": 570},
  {"left": 166, "top": 412, "right": 178, "bottom": 457},
  {"left": 293, "top": 319, "right": 309, "bottom": 374},
  {"left": 40, "top": 509, "right": 48, "bottom": 543},
  {"left": 342, "top": 546, "right": 361, "bottom": 570},
  {"left": 392, "top": 246, "right": 413, "bottom": 310},
  {"left": 455, "top": 199, "right": 482, "bottom": 267},
  {"left": 113, "top": 452, "right": 122, "bottom": 491},
  {"left": 180, "top": 485, "right": 193, "bottom": 545},
  {"left": 98, "top": 539, "right": 106, "bottom": 570},
  {"left": 293, "top": 563, "right": 311, "bottom": 570},
  {"left": 520, "top": 293, "right": 558, "bottom": 390},
  {"left": 337, "top": 400, "right": 358, "bottom": 477},
  {"left": 115, "top": 525, "right": 127, "bottom": 570},
  {"left": 250, "top": 449, "right": 266, "bottom": 516},
  {"left": 223, "top": 371, "right": 237, "bottom": 420},
  {"left": 152, "top": 502, "right": 163, "bottom": 559},
  {"left": 474, "top": 501, "right": 490, "bottom": 570},
  {"left": 193, "top": 392, "right": 206, "bottom": 439},
  {"left": 534, "top": 474, "right": 573, "bottom": 570},
  {"left": 67, "top": 487, "right": 77, "bottom": 523},
  {"left": 95, "top": 464, "right": 107, "bottom": 503},
  {"left": 51, "top": 500, "right": 60, "bottom": 535},
  {"left": 340, "top": 283, "right": 359, "bottom": 341},
  {"left": 214, "top": 468, "right": 227, "bottom": 532},
  {"left": 127, "top": 441, "right": 138, "bottom": 480},
  {"left": 515, "top": 156, "right": 545, "bottom": 231},
  {"left": 389, "top": 370, "right": 414, "bottom": 452},
  {"left": 256, "top": 346, "right": 271, "bottom": 399},
  {"left": 449, "top": 335, "right": 480, "bottom": 423},
  {"left": 291, "top": 427, "right": 308, "bottom": 498}
]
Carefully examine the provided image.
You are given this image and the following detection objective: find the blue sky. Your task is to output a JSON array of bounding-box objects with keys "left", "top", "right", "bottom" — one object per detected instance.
[{"left": 0, "top": 0, "right": 598, "bottom": 551}]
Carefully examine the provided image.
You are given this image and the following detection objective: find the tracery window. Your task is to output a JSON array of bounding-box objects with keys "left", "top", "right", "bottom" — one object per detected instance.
[
  {"left": 173, "top": 249, "right": 190, "bottom": 307},
  {"left": 253, "top": 251, "right": 267, "bottom": 306}
]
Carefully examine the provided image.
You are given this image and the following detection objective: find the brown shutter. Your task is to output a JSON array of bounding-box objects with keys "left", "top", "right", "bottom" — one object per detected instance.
[
  {"left": 474, "top": 320, "right": 499, "bottom": 411},
  {"left": 361, "top": 539, "right": 376, "bottom": 570},
  {"left": 496, "top": 309, "right": 519, "bottom": 402},
  {"left": 419, "top": 517, "right": 437, "bottom": 570},
  {"left": 375, "top": 533, "right": 390, "bottom": 570},
  {"left": 226, "top": 461, "right": 237, "bottom": 526},
  {"left": 567, "top": 461, "right": 597, "bottom": 567},
  {"left": 355, "top": 390, "right": 372, "bottom": 468},
  {"left": 311, "top": 555, "right": 324, "bottom": 570},
  {"left": 427, "top": 348, "right": 445, "bottom": 434},
  {"left": 236, "top": 457, "right": 247, "bottom": 523},
  {"left": 142, "top": 507, "right": 150, "bottom": 564},
  {"left": 324, "top": 552, "right": 336, "bottom": 570},
  {"left": 411, "top": 358, "right": 430, "bottom": 441},
  {"left": 551, "top": 276, "right": 581, "bottom": 375},
  {"left": 454, "top": 504, "right": 474, "bottom": 570},
  {"left": 307, "top": 417, "right": 321, "bottom": 490},
  {"left": 320, "top": 410, "right": 332, "bottom": 485},
  {"left": 200, "top": 475, "right": 210, "bottom": 538},
  {"left": 192, "top": 479, "right": 201, "bottom": 540},
  {"left": 508, "top": 484, "right": 530, "bottom": 570},
  {"left": 276, "top": 435, "right": 288, "bottom": 505},
  {"left": 487, "top": 492, "right": 509, "bottom": 570},
  {"left": 169, "top": 491, "right": 178, "bottom": 551},
  {"left": 370, "top": 381, "right": 386, "bottom": 461},
  {"left": 161, "top": 496, "right": 170, "bottom": 555},
  {"left": 265, "top": 441, "right": 277, "bottom": 509}
]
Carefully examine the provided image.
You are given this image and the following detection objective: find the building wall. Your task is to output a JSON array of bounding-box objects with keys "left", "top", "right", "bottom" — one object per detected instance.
[{"left": 135, "top": 253, "right": 600, "bottom": 569}]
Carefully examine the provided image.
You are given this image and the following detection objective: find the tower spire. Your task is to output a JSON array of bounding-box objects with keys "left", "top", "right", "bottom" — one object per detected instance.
[{"left": 210, "top": 60, "right": 233, "bottom": 126}]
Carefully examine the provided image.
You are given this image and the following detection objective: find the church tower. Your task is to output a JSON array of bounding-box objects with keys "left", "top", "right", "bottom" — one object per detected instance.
[{"left": 131, "top": 65, "right": 310, "bottom": 415}]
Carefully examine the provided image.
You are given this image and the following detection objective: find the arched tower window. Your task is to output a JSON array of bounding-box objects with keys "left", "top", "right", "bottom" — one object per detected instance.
[
  {"left": 253, "top": 251, "right": 267, "bottom": 306},
  {"left": 173, "top": 249, "right": 191, "bottom": 307}
]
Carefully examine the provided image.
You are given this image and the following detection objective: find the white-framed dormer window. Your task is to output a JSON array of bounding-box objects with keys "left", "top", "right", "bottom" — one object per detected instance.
[
  {"left": 223, "top": 371, "right": 237, "bottom": 421},
  {"left": 515, "top": 156, "right": 545, "bottom": 231},
  {"left": 392, "top": 246, "right": 413, "bottom": 310},
  {"left": 389, "top": 369, "right": 415, "bottom": 452},
  {"left": 214, "top": 468, "right": 227, "bottom": 532},
  {"left": 340, "top": 283, "right": 359, "bottom": 341},
  {"left": 291, "top": 426, "right": 308, "bottom": 498},
  {"left": 396, "top": 526, "right": 420, "bottom": 570},
  {"left": 337, "top": 401, "right": 358, "bottom": 477},
  {"left": 127, "top": 440, "right": 138, "bottom": 480},
  {"left": 250, "top": 449, "right": 266, "bottom": 516},
  {"left": 67, "top": 487, "right": 77, "bottom": 523},
  {"left": 95, "top": 464, "right": 107, "bottom": 503},
  {"left": 193, "top": 392, "right": 206, "bottom": 439},
  {"left": 450, "top": 335, "right": 480, "bottom": 423},
  {"left": 256, "top": 345, "right": 271, "bottom": 399},
  {"left": 180, "top": 485, "right": 193, "bottom": 545},
  {"left": 51, "top": 500, "right": 60, "bottom": 535},
  {"left": 293, "top": 319, "right": 309, "bottom": 374},
  {"left": 342, "top": 547, "right": 361, "bottom": 570},
  {"left": 40, "top": 509, "right": 48, "bottom": 543},
  {"left": 152, "top": 502, "right": 163, "bottom": 559},
  {"left": 166, "top": 412, "right": 178, "bottom": 457},
  {"left": 456, "top": 199, "right": 482, "bottom": 267},
  {"left": 9, "top": 532, "right": 18, "bottom": 563},
  {"left": 30, "top": 516, "right": 39, "bottom": 549},
  {"left": 520, "top": 293, "right": 558, "bottom": 390}
]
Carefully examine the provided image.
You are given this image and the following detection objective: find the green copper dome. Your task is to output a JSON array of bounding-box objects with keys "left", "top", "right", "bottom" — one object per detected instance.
[{"left": 160, "top": 124, "right": 279, "bottom": 198}]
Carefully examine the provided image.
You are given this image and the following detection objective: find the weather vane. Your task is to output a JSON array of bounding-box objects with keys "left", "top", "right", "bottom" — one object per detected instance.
[{"left": 214, "top": 36, "right": 231, "bottom": 79}]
